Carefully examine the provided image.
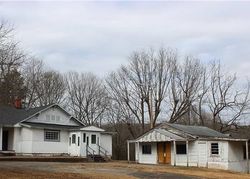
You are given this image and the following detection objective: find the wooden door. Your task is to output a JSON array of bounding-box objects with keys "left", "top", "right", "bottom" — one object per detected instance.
[
  {"left": 157, "top": 142, "right": 171, "bottom": 164},
  {"left": 165, "top": 142, "right": 171, "bottom": 164},
  {"left": 157, "top": 143, "right": 165, "bottom": 163}
]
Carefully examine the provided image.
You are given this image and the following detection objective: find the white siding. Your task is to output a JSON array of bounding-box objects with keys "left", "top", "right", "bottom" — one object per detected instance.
[
  {"left": 19, "top": 127, "right": 33, "bottom": 153},
  {"left": 171, "top": 141, "right": 199, "bottom": 167},
  {"left": 137, "top": 142, "right": 158, "bottom": 164},
  {"left": 207, "top": 141, "right": 228, "bottom": 170},
  {"left": 228, "top": 141, "right": 249, "bottom": 173},
  {"left": 13, "top": 127, "right": 21, "bottom": 152},
  {"left": 100, "top": 134, "right": 112, "bottom": 156},
  {"left": 14, "top": 127, "right": 69, "bottom": 154},
  {"left": 27, "top": 107, "right": 78, "bottom": 126},
  {"left": 189, "top": 141, "right": 199, "bottom": 166},
  {"left": 31, "top": 128, "right": 69, "bottom": 154}
]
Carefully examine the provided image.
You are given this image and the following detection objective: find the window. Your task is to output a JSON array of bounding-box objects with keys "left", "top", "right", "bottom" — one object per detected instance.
[
  {"left": 176, "top": 144, "right": 187, "bottom": 154},
  {"left": 44, "top": 130, "right": 60, "bottom": 142},
  {"left": 46, "top": 115, "right": 50, "bottom": 121},
  {"left": 72, "top": 134, "right": 76, "bottom": 144},
  {"left": 211, "top": 143, "right": 219, "bottom": 155},
  {"left": 83, "top": 133, "right": 86, "bottom": 143},
  {"left": 91, "top": 134, "right": 96, "bottom": 144},
  {"left": 142, "top": 144, "right": 151, "bottom": 154},
  {"left": 78, "top": 137, "right": 80, "bottom": 146},
  {"left": 51, "top": 115, "right": 55, "bottom": 121},
  {"left": 56, "top": 116, "right": 60, "bottom": 122}
]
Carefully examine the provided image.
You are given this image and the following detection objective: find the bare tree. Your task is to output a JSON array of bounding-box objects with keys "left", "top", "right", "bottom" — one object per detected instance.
[
  {"left": 35, "top": 70, "right": 65, "bottom": 106},
  {"left": 191, "top": 67, "right": 210, "bottom": 126},
  {"left": 207, "top": 62, "right": 250, "bottom": 132},
  {"left": 106, "top": 48, "right": 174, "bottom": 132},
  {"left": 65, "top": 72, "right": 108, "bottom": 125},
  {"left": 0, "top": 21, "right": 13, "bottom": 44},
  {"left": 23, "top": 58, "right": 45, "bottom": 107},
  {"left": 168, "top": 58, "right": 204, "bottom": 124},
  {"left": 0, "top": 21, "right": 27, "bottom": 105},
  {"left": 23, "top": 58, "right": 65, "bottom": 107}
]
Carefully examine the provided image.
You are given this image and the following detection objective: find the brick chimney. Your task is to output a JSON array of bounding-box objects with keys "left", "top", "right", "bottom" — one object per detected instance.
[{"left": 14, "top": 98, "right": 22, "bottom": 109}]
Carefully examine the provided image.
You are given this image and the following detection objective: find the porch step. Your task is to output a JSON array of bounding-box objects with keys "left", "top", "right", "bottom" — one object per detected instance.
[
  {"left": 0, "top": 151, "right": 16, "bottom": 156},
  {"left": 87, "top": 154, "right": 107, "bottom": 162}
]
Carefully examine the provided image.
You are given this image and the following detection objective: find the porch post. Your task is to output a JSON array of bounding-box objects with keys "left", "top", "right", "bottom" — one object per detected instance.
[
  {"left": 137, "top": 142, "right": 140, "bottom": 164},
  {"left": 186, "top": 140, "right": 189, "bottom": 167},
  {"left": 246, "top": 140, "right": 249, "bottom": 174},
  {"left": 127, "top": 141, "right": 130, "bottom": 163},
  {"left": 173, "top": 140, "right": 176, "bottom": 166},
  {"left": 0, "top": 126, "right": 2, "bottom": 151}
]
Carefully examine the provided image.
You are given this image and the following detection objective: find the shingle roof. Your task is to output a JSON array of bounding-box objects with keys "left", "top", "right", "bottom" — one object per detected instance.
[
  {"left": 0, "top": 104, "right": 53, "bottom": 125},
  {"left": 22, "top": 121, "right": 82, "bottom": 129},
  {"left": 165, "top": 123, "right": 229, "bottom": 138}
]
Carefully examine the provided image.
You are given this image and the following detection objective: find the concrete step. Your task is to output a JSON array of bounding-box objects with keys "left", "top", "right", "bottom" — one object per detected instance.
[
  {"left": 87, "top": 155, "right": 107, "bottom": 162},
  {"left": 0, "top": 151, "right": 16, "bottom": 156}
]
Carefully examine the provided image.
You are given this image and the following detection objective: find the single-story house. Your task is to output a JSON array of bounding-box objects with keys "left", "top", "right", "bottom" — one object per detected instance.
[
  {"left": 0, "top": 103, "right": 112, "bottom": 159},
  {"left": 127, "top": 123, "right": 250, "bottom": 173}
]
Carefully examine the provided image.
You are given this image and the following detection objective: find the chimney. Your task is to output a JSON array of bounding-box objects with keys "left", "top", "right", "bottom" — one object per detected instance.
[{"left": 14, "top": 98, "right": 22, "bottom": 109}]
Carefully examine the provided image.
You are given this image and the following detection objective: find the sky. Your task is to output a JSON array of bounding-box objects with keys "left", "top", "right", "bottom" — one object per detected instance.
[{"left": 0, "top": 1, "right": 250, "bottom": 78}]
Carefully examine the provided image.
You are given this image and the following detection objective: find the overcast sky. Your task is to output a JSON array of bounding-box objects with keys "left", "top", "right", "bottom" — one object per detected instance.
[{"left": 0, "top": 1, "right": 250, "bottom": 78}]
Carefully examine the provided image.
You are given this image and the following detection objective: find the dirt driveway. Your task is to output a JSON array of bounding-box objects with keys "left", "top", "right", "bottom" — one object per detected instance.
[{"left": 0, "top": 161, "right": 249, "bottom": 179}]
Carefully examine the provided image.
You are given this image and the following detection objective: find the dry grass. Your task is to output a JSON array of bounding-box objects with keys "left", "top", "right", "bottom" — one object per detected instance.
[
  {"left": 96, "top": 161, "right": 250, "bottom": 179},
  {"left": 0, "top": 168, "right": 136, "bottom": 179},
  {"left": 0, "top": 161, "right": 250, "bottom": 179}
]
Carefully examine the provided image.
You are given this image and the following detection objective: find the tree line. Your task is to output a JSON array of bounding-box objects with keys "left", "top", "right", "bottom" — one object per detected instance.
[{"left": 1, "top": 22, "right": 250, "bottom": 159}]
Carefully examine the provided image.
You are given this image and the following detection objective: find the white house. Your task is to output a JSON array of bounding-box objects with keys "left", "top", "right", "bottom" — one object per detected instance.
[
  {"left": 0, "top": 103, "right": 112, "bottom": 160},
  {"left": 127, "top": 123, "right": 250, "bottom": 173}
]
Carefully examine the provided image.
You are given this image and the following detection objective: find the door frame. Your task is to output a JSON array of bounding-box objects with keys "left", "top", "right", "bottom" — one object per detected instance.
[
  {"left": 157, "top": 142, "right": 171, "bottom": 164},
  {"left": 2, "top": 130, "right": 8, "bottom": 151}
]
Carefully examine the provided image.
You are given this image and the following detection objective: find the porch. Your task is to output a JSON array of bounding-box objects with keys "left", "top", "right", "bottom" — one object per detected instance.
[
  {"left": 127, "top": 128, "right": 192, "bottom": 166},
  {"left": 0, "top": 126, "right": 15, "bottom": 153}
]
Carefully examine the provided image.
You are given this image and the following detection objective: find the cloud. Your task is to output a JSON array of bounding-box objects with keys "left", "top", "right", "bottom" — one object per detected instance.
[{"left": 0, "top": 1, "right": 250, "bottom": 78}]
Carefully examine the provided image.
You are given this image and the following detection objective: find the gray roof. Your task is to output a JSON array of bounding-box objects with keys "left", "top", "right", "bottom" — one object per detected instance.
[
  {"left": 164, "top": 123, "right": 229, "bottom": 138},
  {"left": 22, "top": 122, "right": 82, "bottom": 129},
  {"left": 0, "top": 105, "right": 52, "bottom": 125}
]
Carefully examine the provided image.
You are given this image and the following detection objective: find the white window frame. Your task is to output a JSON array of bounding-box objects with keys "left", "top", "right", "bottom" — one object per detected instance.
[{"left": 44, "top": 130, "right": 60, "bottom": 142}]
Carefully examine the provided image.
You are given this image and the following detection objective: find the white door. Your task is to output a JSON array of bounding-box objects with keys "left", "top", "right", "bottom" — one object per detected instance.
[
  {"left": 69, "top": 132, "right": 80, "bottom": 156},
  {"left": 198, "top": 141, "right": 207, "bottom": 167},
  {"left": 89, "top": 133, "right": 99, "bottom": 154}
]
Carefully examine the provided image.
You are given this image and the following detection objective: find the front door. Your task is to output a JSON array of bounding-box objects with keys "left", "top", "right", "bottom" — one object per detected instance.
[
  {"left": 157, "top": 142, "right": 171, "bottom": 164},
  {"left": 2, "top": 130, "right": 8, "bottom": 151}
]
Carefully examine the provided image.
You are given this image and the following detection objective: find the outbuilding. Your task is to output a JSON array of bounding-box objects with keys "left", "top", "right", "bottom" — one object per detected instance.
[{"left": 127, "top": 123, "right": 249, "bottom": 173}]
